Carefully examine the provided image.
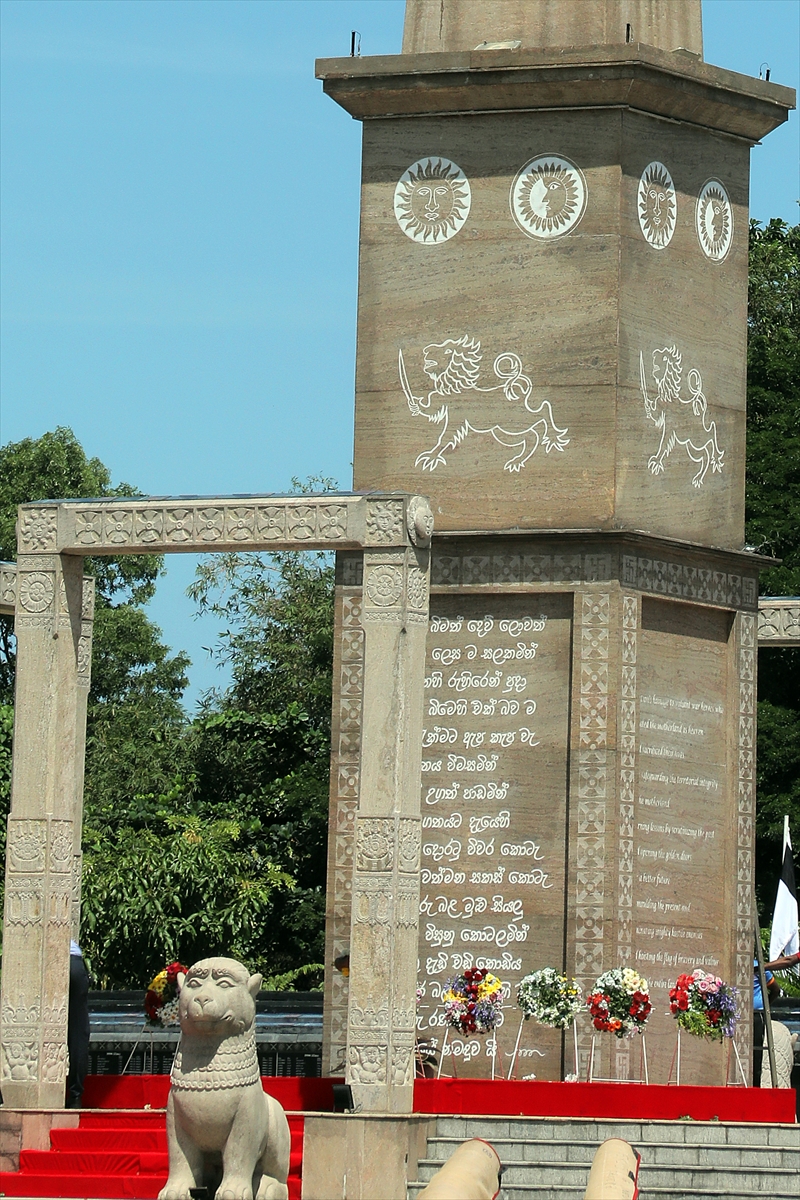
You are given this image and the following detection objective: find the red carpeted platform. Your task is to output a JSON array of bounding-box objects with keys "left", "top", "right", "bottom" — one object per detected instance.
[
  {"left": 81, "top": 1073, "right": 340, "bottom": 1113},
  {"left": 0, "top": 1092, "right": 308, "bottom": 1199},
  {"left": 413, "top": 1077, "right": 797, "bottom": 1123}
]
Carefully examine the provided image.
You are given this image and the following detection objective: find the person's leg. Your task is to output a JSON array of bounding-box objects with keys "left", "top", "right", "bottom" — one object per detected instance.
[
  {"left": 752, "top": 1011, "right": 765, "bottom": 1087},
  {"left": 66, "top": 955, "right": 91, "bottom": 1107}
]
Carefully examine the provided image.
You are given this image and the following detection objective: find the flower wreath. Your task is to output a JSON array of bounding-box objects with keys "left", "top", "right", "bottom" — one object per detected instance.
[
  {"left": 587, "top": 968, "right": 651, "bottom": 1038},
  {"left": 442, "top": 968, "right": 504, "bottom": 1035},
  {"left": 669, "top": 969, "right": 737, "bottom": 1041},
  {"left": 144, "top": 961, "right": 187, "bottom": 1027},
  {"left": 517, "top": 967, "right": 582, "bottom": 1029}
]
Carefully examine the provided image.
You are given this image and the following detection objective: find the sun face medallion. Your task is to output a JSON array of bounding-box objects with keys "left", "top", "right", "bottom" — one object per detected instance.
[
  {"left": 638, "top": 162, "right": 676, "bottom": 249},
  {"left": 510, "top": 154, "right": 587, "bottom": 240},
  {"left": 696, "top": 180, "right": 733, "bottom": 262},
  {"left": 394, "top": 157, "right": 472, "bottom": 245}
]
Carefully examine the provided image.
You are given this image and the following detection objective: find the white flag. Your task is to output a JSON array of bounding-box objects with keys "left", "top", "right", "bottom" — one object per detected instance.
[{"left": 769, "top": 816, "right": 799, "bottom": 963}]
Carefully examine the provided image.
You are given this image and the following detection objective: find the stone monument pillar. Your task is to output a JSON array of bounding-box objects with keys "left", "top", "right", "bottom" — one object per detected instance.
[
  {"left": 346, "top": 542, "right": 430, "bottom": 1112},
  {"left": 319, "top": 0, "right": 794, "bottom": 1086},
  {"left": 0, "top": 550, "right": 88, "bottom": 1107}
]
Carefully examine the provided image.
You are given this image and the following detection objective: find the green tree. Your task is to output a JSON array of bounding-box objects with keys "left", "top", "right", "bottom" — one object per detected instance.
[
  {"left": 187, "top": 543, "right": 335, "bottom": 985},
  {"left": 0, "top": 435, "right": 333, "bottom": 985},
  {"left": 747, "top": 220, "right": 800, "bottom": 914},
  {"left": 0, "top": 427, "right": 190, "bottom": 818},
  {"left": 746, "top": 220, "right": 800, "bottom": 595},
  {"left": 85, "top": 604, "right": 189, "bottom": 823},
  {"left": 0, "top": 429, "right": 193, "bottom": 971},
  {"left": 81, "top": 813, "right": 292, "bottom": 987}
]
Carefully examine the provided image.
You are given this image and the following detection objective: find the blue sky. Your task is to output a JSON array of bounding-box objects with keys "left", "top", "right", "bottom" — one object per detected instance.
[{"left": 1, "top": 0, "right": 798, "bottom": 705}]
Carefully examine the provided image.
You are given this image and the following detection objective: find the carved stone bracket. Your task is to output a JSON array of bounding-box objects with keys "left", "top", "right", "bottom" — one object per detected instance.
[{"left": 757, "top": 599, "right": 800, "bottom": 646}]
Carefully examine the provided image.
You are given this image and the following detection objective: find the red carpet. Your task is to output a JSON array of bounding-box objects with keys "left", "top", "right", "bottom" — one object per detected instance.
[
  {"left": 413, "top": 1077, "right": 797, "bottom": 1123},
  {"left": 81, "top": 1074, "right": 340, "bottom": 1113},
  {"left": 0, "top": 1105, "right": 305, "bottom": 1199}
]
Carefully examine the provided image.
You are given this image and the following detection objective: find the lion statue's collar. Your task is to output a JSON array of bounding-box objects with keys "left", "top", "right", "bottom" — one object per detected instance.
[{"left": 171, "top": 1025, "right": 260, "bottom": 1092}]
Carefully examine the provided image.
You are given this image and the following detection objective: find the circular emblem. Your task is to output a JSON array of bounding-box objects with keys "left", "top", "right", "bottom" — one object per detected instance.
[
  {"left": 510, "top": 155, "right": 587, "bottom": 240},
  {"left": 696, "top": 180, "right": 733, "bottom": 262},
  {"left": 366, "top": 565, "right": 403, "bottom": 607},
  {"left": 19, "top": 572, "right": 55, "bottom": 613},
  {"left": 638, "top": 162, "right": 676, "bottom": 249},
  {"left": 358, "top": 820, "right": 392, "bottom": 871},
  {"left": 394, "top": 158, "right": 471, "bottom": 245}
]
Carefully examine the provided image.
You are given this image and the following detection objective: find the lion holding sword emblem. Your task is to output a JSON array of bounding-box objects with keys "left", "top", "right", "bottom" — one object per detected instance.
[
  {"left": 639, "top": 345, "right": 724, "bottom": 487},
  {"left": 399, "top": 336, "right": 570, "bottom": 472}
]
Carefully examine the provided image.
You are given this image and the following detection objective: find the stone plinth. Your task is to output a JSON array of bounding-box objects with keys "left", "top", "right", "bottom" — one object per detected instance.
[{"left": 301, "top": 1113, "right": 433, "bottom": 1200}]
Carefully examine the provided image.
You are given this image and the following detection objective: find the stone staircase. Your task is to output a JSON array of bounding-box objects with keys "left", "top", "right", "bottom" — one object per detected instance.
[{"left": 407, "top": 1115, "right": 800, "bottom": 1199}]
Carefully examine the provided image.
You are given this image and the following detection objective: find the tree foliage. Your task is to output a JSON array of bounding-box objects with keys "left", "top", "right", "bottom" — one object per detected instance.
[
  {"left": 747, "top": 221, "right": 800, "bottom": 914},
  {"left": 81, "top": 813, "right": 292, "bottom": 987},
  {"left": 746, "top": 219, "right": 800, "bottom": 595}
]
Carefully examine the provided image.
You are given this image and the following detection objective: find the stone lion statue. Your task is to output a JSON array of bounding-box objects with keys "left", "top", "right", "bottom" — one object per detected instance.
[
  {"left": 760, "top": 1019, "right": 798, "bottom": 1090},
  {"left": 158, "top": 957, "right": 290, "bottom": 1200}
]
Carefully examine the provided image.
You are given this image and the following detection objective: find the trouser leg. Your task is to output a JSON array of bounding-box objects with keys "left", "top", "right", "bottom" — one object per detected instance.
[
  {"left": 752, "top": 1011, "right": 765, "bottom": 1087},
  {"left": 66, "top": 955, "right": 91, "bottom": 1107}
]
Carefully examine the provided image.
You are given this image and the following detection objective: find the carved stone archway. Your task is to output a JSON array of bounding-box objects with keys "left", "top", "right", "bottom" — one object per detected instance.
[{"left": 1, "top": 491, "right": 432, "bottom": 1114}]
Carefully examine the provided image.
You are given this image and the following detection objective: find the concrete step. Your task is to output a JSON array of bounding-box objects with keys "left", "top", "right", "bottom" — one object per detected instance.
[
  {"left": 410, "top": 1177, "right": 800, "bottom": 1200},
  {"left": 408, "top": 1115, "right": 800, "bottom": 1200},
  {"left": 416, "top": 1158, "right": 800, "bottom": 1189},
  {"left": 410, "top": 1185, "right": 800, "bottom": 1200},
  {"left": 432, "top": 1115, "right": 800, "bottom": 1147},
  {"left": 424, "top": 1135, "right": 800, "bottom": 1167}
]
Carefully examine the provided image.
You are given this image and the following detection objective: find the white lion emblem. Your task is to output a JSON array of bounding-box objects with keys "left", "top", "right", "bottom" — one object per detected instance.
[
  {"left": 399, "top": 336, "right": 569, "bottom": 472},
  {"left": 639, "top": 346, "right": 724, "bottom": 487}
]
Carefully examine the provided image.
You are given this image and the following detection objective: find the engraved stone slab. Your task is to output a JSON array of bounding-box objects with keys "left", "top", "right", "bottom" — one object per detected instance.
[
  {"left": 416, "top": 594, "right": 572, "bottom": 1080},
  {"left": 630, "top": 598, "right": 735, "bottom": 1085}
]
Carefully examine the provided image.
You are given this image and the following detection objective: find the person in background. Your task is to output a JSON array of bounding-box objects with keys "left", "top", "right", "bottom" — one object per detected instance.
[
  {"left": 753, "top": 948, "right": 800, "bottom": 1087},
  {"left": 66, "top": 940, "right": 90, "bottom": 1108}
]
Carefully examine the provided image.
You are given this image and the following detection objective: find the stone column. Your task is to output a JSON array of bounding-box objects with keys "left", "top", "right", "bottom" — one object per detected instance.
[
  {"left": 1, "top": 546, "right": 84, "bottom": 1108},
  {"left": 734, "top": 608, "right": 757, "bottom": 1084},
  {"left": 345, "top": 544, "right": 430, "bottom": 1113},
  {"left": 71, "top": 578, "right": 94, "bottom": 939}
]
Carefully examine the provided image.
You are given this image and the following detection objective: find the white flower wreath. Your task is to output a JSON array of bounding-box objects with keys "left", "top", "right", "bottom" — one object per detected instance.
[{"left": 517, "top": 967, "right": 582, "bottom": 1030}]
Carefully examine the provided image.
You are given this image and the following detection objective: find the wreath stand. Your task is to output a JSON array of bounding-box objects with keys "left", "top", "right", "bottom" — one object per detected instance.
[
  {"left": 506, "top": 1016, "right": 579, "bottom": 1082},
  {"left": 435, "top": 1026, "right": 455, "bottom": 1079},
  {"left": 725, "top": 1037, "right": 748, "bottom": 1087},
  {"left": 122, "top": 1023, "right": 155, "bottom": 1075},
  {"left": 666, "top": 1028, "right": 747, "bottom": 1087},
  {"left": 435, "top": 1027, "right": 498, "bottom": 1080},
  {"left": 588, "top": 1033, "right": 648, "bottom": 1085},
  {"left": 666, "top": 1027, "right": 683, "bottom": 1086}
]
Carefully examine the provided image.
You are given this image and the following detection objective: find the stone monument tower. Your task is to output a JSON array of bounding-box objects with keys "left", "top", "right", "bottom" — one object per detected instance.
[{"left": 318, "top": 0, "right": 793, "bottom": 1090}]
